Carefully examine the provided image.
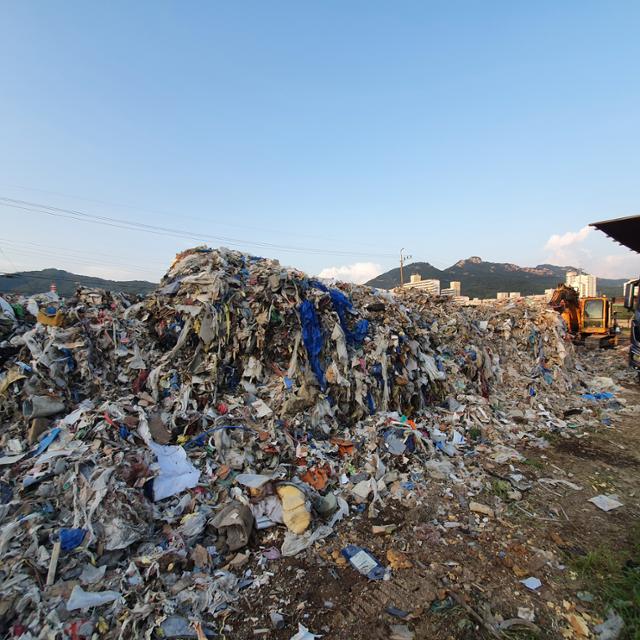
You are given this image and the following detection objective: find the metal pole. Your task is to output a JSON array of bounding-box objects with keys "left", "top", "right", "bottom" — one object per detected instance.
[{"left": 400, "top": 248, "right": 405, "bottom": 287}]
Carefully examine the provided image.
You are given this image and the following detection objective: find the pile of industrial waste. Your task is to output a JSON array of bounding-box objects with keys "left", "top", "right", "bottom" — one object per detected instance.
[{"left": 0, "top": 247, "right": 613, "bottom": 638}]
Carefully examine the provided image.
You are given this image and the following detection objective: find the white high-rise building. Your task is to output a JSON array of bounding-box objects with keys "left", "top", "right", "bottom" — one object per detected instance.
[
  {"left": 566, "top": 270, "right": 597, "bottom": 297},
  {"left": 402, "top": 274, "right": 441, "bottom": 295}
]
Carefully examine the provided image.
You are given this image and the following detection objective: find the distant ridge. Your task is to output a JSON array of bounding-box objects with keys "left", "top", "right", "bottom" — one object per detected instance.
[
  {"left": 365, "top": 257, "right": 627, "bottom": 299},
  {"left": 1, "top": 260, "right": 629, "bottom": 300},
  {"left": 0, "top": 268, "right": 156, "bottom": 297}
]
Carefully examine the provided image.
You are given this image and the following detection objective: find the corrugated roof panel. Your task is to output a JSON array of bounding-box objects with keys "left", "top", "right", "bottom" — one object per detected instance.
[{"left": 590, "top": 215, "right": 640, "bottom": 253}]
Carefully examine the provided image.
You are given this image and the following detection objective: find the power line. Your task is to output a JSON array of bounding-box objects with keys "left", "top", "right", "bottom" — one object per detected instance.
[
  {"left": 0, "top": 244, "right": 18, "bottom": 273},
  {"left": 0, "top": 238, "right": 163, "bottom": 276},
  {"left": 0, "top": 236, "right": 165, "bottom": 265},
  {"left": 0, "top": 183, "right": 397, "bottom": 252},
  {"left": 0, "top": 196, "right": 398, "bottom": 260}
]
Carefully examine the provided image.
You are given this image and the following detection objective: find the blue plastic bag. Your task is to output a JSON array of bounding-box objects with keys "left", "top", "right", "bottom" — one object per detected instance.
[{"left": 59, "top": 528, "right": 86, "bottom": 551}]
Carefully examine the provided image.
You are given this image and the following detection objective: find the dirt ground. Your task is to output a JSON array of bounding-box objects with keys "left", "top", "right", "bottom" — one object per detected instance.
[{"left": 222, "top": 346, "right": 640, "bottom": 640}]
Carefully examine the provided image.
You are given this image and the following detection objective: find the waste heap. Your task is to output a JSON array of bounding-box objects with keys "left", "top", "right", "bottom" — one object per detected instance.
[{"left": 0, "top": 247, "right": 587, "bottom": 638}]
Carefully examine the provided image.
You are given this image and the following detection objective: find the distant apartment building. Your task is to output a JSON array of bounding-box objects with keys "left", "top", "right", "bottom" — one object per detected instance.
[
  {"left": 496, "top": 291, "right": 520, "bottom": 300},
  {"left": 565, "top": 270, "right": 597, "bottom": 297},
  {"left": 402, "top": 276, "right": 465, "bottom": 298},
  {"left": 441, "top": 281, "right": 462, "bottom": 297},
  {"left": 402, "top": 274, "right": 441, "bottom": 295}
]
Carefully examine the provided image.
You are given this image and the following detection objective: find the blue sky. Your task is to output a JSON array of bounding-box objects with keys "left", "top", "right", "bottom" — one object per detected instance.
[{"left": 1, "top": 1, "right": 640, "bottom": 284}]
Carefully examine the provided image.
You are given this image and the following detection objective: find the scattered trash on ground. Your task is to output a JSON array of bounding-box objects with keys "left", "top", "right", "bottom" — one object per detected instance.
[{"left": 589, "top": 494, "right": 624, "bottom": 511}]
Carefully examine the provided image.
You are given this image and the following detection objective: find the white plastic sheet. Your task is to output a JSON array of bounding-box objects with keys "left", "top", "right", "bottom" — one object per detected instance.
[
  {"left": 66, "top": 585, "right": 122, "bottom": 610},
  {"left": 138, "top": 409, "right": 200, "bottom": 501},
  {"left": 589, "top": 494, "right": 623, "bottom": 512},
  {"left": 290, "top": 623, "right": 322, "bottom": 640}
]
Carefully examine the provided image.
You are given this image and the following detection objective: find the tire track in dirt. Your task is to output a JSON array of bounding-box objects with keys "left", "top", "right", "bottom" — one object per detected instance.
[{"left": 333, "top": 569, "right": 439, "bottom": 638}]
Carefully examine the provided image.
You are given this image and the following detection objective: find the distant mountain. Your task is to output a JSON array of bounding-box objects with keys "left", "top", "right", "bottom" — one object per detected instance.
[
  {"left": 365, "top": 257, "right": 628, "bottom": 299},
  {"left": 0, "top": 268, "right": 156, "bottom": 297}
]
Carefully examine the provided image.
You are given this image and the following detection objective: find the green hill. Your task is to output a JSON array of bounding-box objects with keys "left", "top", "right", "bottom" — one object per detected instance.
[
  {"left": 0, "top": 268, "right": 156, "bottom": 297},
  {"left": 366, "top": 257, "right": 628, "bottom": 299}
]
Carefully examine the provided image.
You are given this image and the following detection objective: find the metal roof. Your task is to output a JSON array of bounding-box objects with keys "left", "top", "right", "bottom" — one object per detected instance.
[{"left": 590, "top": 214, "right": 640, "bottom": 253}]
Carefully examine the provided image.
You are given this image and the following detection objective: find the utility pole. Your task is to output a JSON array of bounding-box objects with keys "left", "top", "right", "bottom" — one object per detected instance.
[{"left": 400, "top": 248, "right": 412, "bottom": 287}]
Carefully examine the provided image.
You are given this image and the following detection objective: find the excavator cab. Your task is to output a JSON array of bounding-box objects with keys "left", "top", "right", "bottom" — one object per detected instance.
[
  {"left": 579, "top": 296, "right": 618, "bottom": 348},
  {"left": 581, "top": 298, "right": 607, "bottom": 330},
  {"left": 549, "top": 285, "right": 617, "bottom": 348}
]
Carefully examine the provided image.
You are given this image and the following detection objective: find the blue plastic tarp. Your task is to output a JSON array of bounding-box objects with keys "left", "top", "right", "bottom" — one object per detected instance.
[
  {"left": 581, "top": 392, "right": 614, "bottom": 401},
  {"left": 328, "top": 288, "right": 369, "bottom": 344},
  {"left": 309, "top": 281, "right": 369, "bottom": 344},
  {"left": 299, "top": 300, "right": 326, "bottom": 389}
]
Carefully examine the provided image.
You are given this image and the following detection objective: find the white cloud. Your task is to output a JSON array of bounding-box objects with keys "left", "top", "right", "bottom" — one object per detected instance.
[
  {"left": 544, "top": 225, "right": 592, "bottom": 251},
  {"left": 597, "top": 253, "right": 640, "bottom": 279},
  {"left": 317, "top": 262, "right": 382, "bottom": 284},
  {"left": 543, "top": 224, "right": 640, "bottom": 279}
]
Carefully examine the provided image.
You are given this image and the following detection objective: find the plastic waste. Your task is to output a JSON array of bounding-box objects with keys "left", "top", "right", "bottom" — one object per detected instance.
[
  {"left": 146, "top": 441, "right": 200, "bottom": 501},
  {"left": 594, "top": 610, "right": 624, "bottom": 640},
  {"left": 384, "top": 432, "right": 407, "bottom": 455},
  {"left": 314, "top": 492, "right": 337, "bottom": 516},
  {"left": 59, "top": 527, "right": 86, "bottom": 551},
  {"left": 386, "top": 606, "right": 410, "bottom": 619},
  {"left": 178, "top": 511, "right": 207, "bottom": 539},
  {"left": 236, "top": 473, "right": 275, "bottom": 488},
  {"left": 251, "top": 494, "right": 284, "bottom": 529},
  {"left": 341, "top": 545, "right": 387, "bottom": 580},
  {"left": 22, "top": 395, "right": 65, "bottom": 418},
  {"left": 520, "top": 577, "right": 542, "bottom": 591},
  {"left": 581, "top": 392, "right": 614, "bottom": 401},
  {"left": 281, "top": 525, "right": 333, "bottom": 557},
  {"left": 270, "top": 611, "right": 285, "bottom": 629},
  {"left": 299, "top": 300, "right": 325, "bottom": 388},
  {"left": 160, "top": 616, "right": 200, "bottom": 638},
  {"left": 389, "top": 625, "right": 415, "bottom": 640},
  {"left": 66, "top": 585, "right": 122, "bottom": 610},
  {"left": 425, "top": 459, "right": 454, "bottom": 479},
  {"left": 139, "top": 414, "right": 200, "bottom": 501},
  {"left": 0, "top": 296, "right": 16, "bottom": 324},
  {"left": 517, "top": 607, "right": 535, "bottom": 622},
  {"left": 290, "top": 623, "right": 322, "bottom": 640},
  {"left": 79, "top": 563, "right": 107, "bottom": 585},
  {"left": 352, "top": 479, "right": 373, "bottom": 499},
  {"left": 31, "top": 427, "right": 61, "bottom": 457},
  {"left": 589, "top": 494, "right": 623, "bottom": 511}
]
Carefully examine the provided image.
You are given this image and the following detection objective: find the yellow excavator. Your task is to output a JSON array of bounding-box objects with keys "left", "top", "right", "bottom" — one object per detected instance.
[{"left": 549, "top": 284, "right": 619, "bottom": 348}]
